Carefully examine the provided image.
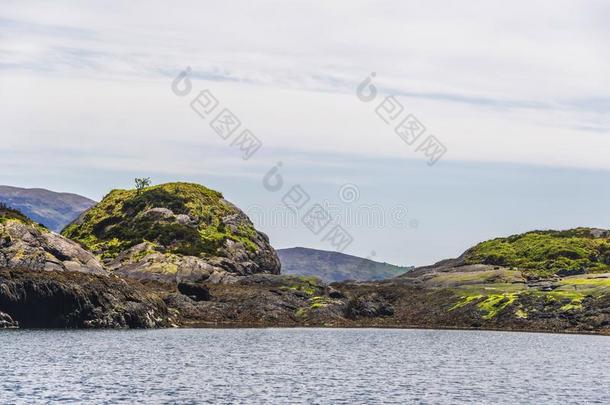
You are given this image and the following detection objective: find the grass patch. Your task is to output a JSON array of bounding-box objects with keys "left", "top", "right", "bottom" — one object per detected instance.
[
  {"left": 61, "top": 182, "right": 260, "bottom": 260},
  {"left": 559, "top": 277, "right": 610, "bottom": 288},
  {"left": 280, "top": 276, "right": 324, "bottom": 297},
  {"left": 465, "top": 228, "right": 610, "bottom": 277},
  {"left": 309, "top": 295, "right": 334, "bottom": 310},
  {"left": 428, "top": 269, "right": 523, "bottom": 287}
]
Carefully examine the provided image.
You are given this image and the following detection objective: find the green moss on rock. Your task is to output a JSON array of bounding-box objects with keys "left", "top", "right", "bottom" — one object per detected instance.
[
  {"left": 464, "top": 228, "right": 610, "bottom": 277},
  {"left": 61, "top": 182, "right": 260, "bottom": 261},
  {"left": 477, "top": 293, "right": 518, "bottom": 320}
]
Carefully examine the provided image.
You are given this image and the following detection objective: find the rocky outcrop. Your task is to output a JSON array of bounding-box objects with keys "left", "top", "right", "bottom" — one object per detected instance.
[
  {"left": 0, "top": 266, "right": 608, "bottom": 333},
  {"left": 164, "top": 274, "right": 347, "bottom": 327},
  {"left": 345, "top": 292, "right": 395, "bottom": 319},
  {"left": 3, "top": 190, "right": 609, "bottom": 334},
  {"left": 0, "top": 268, "right": 170, "bottom": 328},
  {"left": 106, "top": 242, "right": 227, "bottom": 283},
  {"left": 106, "top": 239, "right": 272, "bottom": 284},
  {"left": 62, "top": 182, "right": 280, "bottom": 282},
  {"left": 0, "top": 218, "right": 105, "bottom": 275}
]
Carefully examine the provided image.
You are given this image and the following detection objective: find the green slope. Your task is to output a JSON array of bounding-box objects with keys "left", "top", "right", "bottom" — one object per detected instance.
[{"left": 464, "top": 228, "right": 610, "bottom": 277}]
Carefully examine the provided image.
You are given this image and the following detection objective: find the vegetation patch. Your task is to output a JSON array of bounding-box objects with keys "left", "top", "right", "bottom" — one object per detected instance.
[
  {"left": 449, "top": 289, "right": 519, "bottom": 319},
  {"left": 0, "top": 204, "right": 48, "bottom": 233},
  {"left": 515, "top": 308, "right": 528, "bottom": 319},
  {"left": 465, "top": 228, "right": 610, "bottom": 277},
  {"left": 559, "top": 277, "right": 610, "bottom": 288},
  {"left": 477, "top": 293, "right": 518, "bottom": 320},
  {"left": 0, "top": 204, "right": 37, "bottom": 227},
  {"left": 294, "top": 307, "right": 308, "bottom": 318},
  {"left": 449, "top": 294, "right": 483, "bottom": 311},
  {"left": 559, "top": 302, "right": 583, "bottom": 311},
  {"left": 61, "top": 182, "right": 260, "bottom": 260},
  {"left": 428, "top": 269, "right": 523, "bottom": 288},
  {"left": 309, "top": 295, "right": 334, "bottom": 310},
  {"left": 280, "top": 276, "right": 325, "bottom": 296}
]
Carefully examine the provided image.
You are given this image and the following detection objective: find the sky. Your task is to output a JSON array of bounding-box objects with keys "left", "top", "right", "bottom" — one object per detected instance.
[{"left": 1, "top": 0, "right": 609, "bottom": 266}]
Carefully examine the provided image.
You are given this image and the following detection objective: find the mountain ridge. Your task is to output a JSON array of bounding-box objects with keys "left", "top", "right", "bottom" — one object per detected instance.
[
  {"left": 0, "top": 185, "right": 95, "bottom": 232},
  {"left": 278, "top": 247, "right": 413, "bottom": 282}
]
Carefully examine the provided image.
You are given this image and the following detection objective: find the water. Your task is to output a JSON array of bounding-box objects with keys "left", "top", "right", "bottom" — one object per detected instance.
[{"left": 0, "top": 328, "right": 608, "bottom": 404}]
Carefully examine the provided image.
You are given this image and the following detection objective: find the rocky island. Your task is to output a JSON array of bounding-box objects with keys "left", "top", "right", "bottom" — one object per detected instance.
[{"left": 1, "top": 183, "right": 609, "bottom": 334}]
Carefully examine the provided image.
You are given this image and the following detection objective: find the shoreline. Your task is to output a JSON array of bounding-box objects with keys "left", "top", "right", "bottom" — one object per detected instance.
[
  {"left": 3, "top": 324, "right": 608, "bottom": 337},
  {"left": 176, "top": 324, "right": 610, "bottom": 336}
]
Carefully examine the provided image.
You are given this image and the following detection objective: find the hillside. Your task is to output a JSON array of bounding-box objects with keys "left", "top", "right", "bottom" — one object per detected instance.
[
  {"left": 62, "top": 182, "right": 280, "bottom": 282},
  {"left": 396, "top": 228, "right": 610, "bottom": 331},
  {"left": 0, "top": 186, "right": 95, "bottom": 232},
  {"left": 464, "top": 228, "right": 610, "bottom": 278},
  {"left": 278, "top": 247, "right": 412, "bottom": 282}
]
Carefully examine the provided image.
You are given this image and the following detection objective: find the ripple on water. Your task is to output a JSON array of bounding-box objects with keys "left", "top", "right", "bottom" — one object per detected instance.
[{"left": 0, "top": 328, "right": 609, "bottom": 404}]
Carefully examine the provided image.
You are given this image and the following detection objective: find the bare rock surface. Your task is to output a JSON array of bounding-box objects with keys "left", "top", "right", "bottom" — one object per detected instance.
[{"left": 0, "top": 220, "right": 105, "bottom": 275}]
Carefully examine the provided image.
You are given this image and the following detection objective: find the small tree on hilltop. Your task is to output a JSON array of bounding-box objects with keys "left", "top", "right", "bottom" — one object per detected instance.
[{"left": 135, "top": 177, "right": 151, "bottom": 194}]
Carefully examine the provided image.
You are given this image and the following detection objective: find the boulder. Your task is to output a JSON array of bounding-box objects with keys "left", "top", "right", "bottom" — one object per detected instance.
[{"left": 0, "top": 218, "right": 105, "bottom": 275}]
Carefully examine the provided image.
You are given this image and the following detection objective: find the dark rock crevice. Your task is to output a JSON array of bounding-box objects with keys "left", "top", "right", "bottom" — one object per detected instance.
[{"left": 0, "top": 269, "right": 170, "bottom": 328}]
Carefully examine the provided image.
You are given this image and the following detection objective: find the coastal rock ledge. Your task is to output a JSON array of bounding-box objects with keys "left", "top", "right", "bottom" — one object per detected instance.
[{"left": 0, "top": 268, "right": 170, "bottom": 328}]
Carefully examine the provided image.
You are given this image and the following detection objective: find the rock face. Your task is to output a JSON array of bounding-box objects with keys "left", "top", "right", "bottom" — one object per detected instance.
[
  {"left": 62, "top": 182, "right": 280, "bottom": 282},
  {"left": 0, "top": 207, "right": 105, "bottom": 275},
  {"left": 0, "top": 185, "right": 95, "bottom": 232},
  {"left": 345, "top": 292, "right": 395, "bottom": 319},
  {"left": 0, "top": 268, "right": 170, "bottom": 328}
]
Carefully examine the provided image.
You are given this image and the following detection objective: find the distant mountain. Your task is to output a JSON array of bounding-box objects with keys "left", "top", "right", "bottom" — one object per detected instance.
[
  {"left": 277, "top": 247, "right": 413, "bottom": 282},
  {"left": 0, "top": 186, "right": 95, "bottom": 232}
]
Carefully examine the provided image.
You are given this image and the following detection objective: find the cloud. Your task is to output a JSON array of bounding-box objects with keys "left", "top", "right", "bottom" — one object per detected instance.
[{"left": 0, "top": 0, "right": 609, "bottom": 172}]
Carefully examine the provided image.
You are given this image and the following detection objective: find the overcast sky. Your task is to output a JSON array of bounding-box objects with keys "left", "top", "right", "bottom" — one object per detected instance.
[{"left": 1, "top": 0, "right": 609, "bottom": 265}]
